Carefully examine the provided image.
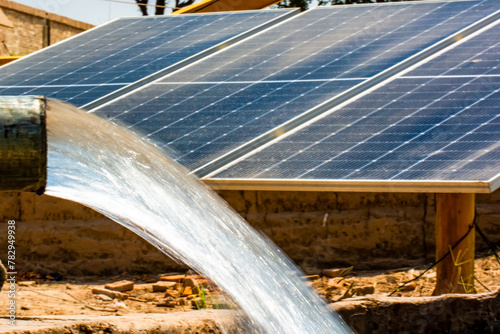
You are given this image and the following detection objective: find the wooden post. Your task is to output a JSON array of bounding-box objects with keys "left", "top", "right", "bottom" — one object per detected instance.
[{"left": 433, "top": 193, "right": 475, "bottom": 295}]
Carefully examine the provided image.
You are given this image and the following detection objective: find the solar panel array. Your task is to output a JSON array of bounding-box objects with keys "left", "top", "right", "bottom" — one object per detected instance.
[
  {"left": 1, "top": 0, "right": 499, "bottom": 193},
  {"left": 0, "top": 10, "right": 295, "bottom": 107},
  {"left": 94, "top": 0, "right": 500, "bottom": 181},
  {"left": 210, "top": 19, "right": 500, "bottom": 191}
]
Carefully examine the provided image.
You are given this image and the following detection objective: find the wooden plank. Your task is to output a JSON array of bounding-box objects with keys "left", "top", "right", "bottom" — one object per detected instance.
[{"left": 433, "top": 193, "right": 475, "bottom": 295}]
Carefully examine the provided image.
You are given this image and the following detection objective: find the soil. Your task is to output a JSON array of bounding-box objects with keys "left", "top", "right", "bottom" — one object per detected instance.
[{"left": 0, "top": 253, "right": 499, "bottom": 320}]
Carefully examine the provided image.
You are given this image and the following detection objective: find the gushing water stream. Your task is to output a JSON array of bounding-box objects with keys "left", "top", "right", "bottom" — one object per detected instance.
[{"left": 45, "top": 100, "right": 352, "bottom": 333}]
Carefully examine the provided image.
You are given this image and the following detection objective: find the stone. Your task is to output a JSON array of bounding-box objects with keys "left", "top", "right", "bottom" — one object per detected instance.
[
  {"left": 353, "top": 285, "right": 375, "bottom": 296},
  {"left": 158, "top": 272, "right": 183, "bottom": 278},
  {"left": 385, "top": 276, "right": 398, "bottom": 284},
  {"left": 164, "top": 291, "right": 178, "bottom": 298},
  {"left": 183, "top": 277, "right": 201, "bottom": 294},
  {"left": 183, "top": 277, "right": 199, "bottom": 287},
  {"left": 91, "top": 288, "right": 128, "bottom": 300},
  {"left": 182, "top": 286, "right": 193, "bottom": 296},
  {"left": 152, "top": 281, "right": 177, "bottom": 292},
  {"left": 96, "top": 294, "right": 113, "bottom": 301},
  {"left": 159, "top": 274, "right": 185, "bottom": 283},
  {"left": 327, "top": 279, "right": 341, "bottom": 288},
  {"left": 157, "top": 297, "right": 177, "bottom": 308},
  {"left": 322, "top": 267, "right": 353, "bottom": 278},
  {"left": 104, "top": 280, "right": 134, "bottom": 292}
]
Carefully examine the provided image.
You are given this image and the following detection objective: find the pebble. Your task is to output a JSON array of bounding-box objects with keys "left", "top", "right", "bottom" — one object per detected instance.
[
  {"left": 386, "top": 276, "right": 398, "bottom": 284},
  {"left": 164, "top": 291, "right": 178, "bottom": 298},
  {"left": 96, "top": 294, "right": 113, "bottom": 301},
  {"left": 183, "top": 278, "right": 202, "bottom": 294},
  {"left": 159, "top": 275, "right": 185, "bottom": 283},
  {"left": 321, "top": 267, "right": 353, "bottom": 278},
  {"left": 105, "top": 280, "right": 134, "bottom": 292},
  {"left": 157, "top": 296, "right": 177, "bottom": 308},
  {"left": 158, "top": 272, "right": 183, "bottom": 280},
  {"left": 353, "top": 285, "right": 375, "bottom": 296},
  {"left": 182, "top": 286, "right": 193, "bottom": 296},
  {"left": 91, "top": 288, "right": 128, "bottom": 300},
  {"left": 152, "top": 281, "right": 177, "bottom": 292}
]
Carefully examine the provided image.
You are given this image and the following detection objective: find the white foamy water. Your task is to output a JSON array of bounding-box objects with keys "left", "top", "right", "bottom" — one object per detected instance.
[{"left": 45, "top": 99, "right": 352, "bottom": 334}]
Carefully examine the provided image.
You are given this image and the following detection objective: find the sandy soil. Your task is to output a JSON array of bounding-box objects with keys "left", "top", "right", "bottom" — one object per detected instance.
[{"left": 0, "top": 253, "right": 499, "bottom": 320}]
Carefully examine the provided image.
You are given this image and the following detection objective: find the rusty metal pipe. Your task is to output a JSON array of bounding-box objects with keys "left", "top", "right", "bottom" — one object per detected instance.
[{"left": 0, "top": 96, "right": 46, "bottom": 194}]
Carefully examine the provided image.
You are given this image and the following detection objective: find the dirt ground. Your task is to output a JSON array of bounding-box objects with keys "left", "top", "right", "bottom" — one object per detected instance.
[{"left": 0, "top": 252, "right": 499, "bottom": 320}]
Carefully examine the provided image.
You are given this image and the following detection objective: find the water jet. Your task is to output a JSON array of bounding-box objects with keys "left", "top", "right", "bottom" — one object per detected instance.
[{"left": 0, "top": 95, "right": 352, "bottom": 333}]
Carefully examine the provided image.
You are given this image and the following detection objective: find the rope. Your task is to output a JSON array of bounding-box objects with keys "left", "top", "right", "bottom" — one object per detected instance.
[
  {"left": 389, "top": 212, "right": 477, "bottom": 296},
  {"left": 474, "top": 219, "right": 500, "bottom": 267},
  {"left": 389, "top": 208, "right": 500, "bottom": 296}
]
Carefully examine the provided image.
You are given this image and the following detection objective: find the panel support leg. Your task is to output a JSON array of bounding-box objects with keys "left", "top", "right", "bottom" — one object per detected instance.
[{"left": 433, "top": 193, "right": 475, "bottom": 295}]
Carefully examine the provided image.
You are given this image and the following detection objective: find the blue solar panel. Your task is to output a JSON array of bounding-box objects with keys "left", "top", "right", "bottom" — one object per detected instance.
[
  {"left": 0, "top": 10, "right": 294, "bottom": 107},
  {"left": 94, "top": 0, "right": 500, "bottom": 174},
  {"left": 211, "top": 20, "right": 500, "bottom": 187}
]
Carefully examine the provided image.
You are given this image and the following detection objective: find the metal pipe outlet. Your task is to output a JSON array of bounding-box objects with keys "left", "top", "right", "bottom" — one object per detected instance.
[{"left": 0, "top": 96, "right": 46, "bottom": 194}]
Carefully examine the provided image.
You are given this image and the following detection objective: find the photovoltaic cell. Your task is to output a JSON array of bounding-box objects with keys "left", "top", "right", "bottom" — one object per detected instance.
[
  {"left": 0, "top": 10, "right": 293, "bottom": 106},
  {"left": 95, "top": 0, "right": 500, "bottom": 173},
  {"left": 212, "top": 20, "right": 500, "bottom": 186}
]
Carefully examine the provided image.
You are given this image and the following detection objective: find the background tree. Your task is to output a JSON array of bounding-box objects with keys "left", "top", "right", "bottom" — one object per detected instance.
[
  {"left": 275, "top": 0, "right": 311, "bottom": 11},
  {"left": 275, "top": 0, "right": 411, "bottom": 11},
  {"left": 173, "top": 0, "right": 196, "bottom": 12}
]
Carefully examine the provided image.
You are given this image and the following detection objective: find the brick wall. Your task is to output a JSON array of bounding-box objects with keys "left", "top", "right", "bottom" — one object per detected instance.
[
  {"left": 218, "top": 190, "right": 500, "bottom": 272},
  {"left": 0, "top": 189, "right": 499, "bottom": 276},
  {"left": 0, "top": 0, "right": 93, "bottom": 56}
]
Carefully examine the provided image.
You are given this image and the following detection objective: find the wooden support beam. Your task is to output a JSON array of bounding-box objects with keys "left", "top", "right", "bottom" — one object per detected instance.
[{"left": 433, "top": 193, "right": 475, "bottom": 295}]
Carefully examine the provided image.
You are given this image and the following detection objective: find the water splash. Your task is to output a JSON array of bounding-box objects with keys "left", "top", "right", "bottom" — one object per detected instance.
[{"left": 45, "top": 99, "right": 352, "bottom": 333}]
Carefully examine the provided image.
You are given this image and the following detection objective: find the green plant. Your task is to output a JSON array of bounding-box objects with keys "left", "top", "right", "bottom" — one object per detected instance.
[{"left": 193, "top": 284, "right": 207, "bottom": 310}]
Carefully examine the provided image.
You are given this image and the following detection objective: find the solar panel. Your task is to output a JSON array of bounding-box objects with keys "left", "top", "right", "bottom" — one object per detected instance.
[
  {"left": 208, "top": 19, "right": 500, "bottom": 193},
  {"left": 0, "top": 10, "right": 296, "bottom": 107},
  {"left": 93, "top": 0, "right": 500, "bottom": 175}
]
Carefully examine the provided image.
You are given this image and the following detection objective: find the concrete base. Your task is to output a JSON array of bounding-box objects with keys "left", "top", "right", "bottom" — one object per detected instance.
[
  {"left": 3, "top": 290, "right": 500, "bottom": 334},
  {"left": 1, "top": 310, "right": 240, "bottom": 334},
  {"left": 332, "top": 289, "right": 500, "bottom": 333}
]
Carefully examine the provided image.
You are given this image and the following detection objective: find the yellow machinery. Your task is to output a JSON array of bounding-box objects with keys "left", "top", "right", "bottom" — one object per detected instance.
[
  {"left": 0, "top": 56, "right": 22, "bottom": 66},
  {"left": 174, "top": 0, "right": 281, "bottom": 14}
]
